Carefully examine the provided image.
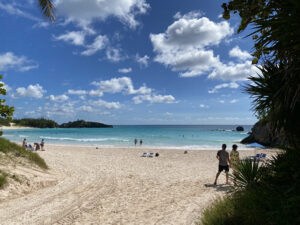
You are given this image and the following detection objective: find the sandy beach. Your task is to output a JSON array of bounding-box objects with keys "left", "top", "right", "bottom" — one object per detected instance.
[{"left": 0, "top": 145, "right": 277, "bottom": 224}]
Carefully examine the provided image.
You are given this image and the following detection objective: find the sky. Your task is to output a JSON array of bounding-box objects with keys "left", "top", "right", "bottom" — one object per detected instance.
[{"left": 0, "top": 0, "right": 259, "bottom": 125}]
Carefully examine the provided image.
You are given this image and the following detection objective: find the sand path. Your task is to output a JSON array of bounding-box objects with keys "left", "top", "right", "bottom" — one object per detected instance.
[{"left": 0, "top": 146, "right": 264, "bottom": 225}]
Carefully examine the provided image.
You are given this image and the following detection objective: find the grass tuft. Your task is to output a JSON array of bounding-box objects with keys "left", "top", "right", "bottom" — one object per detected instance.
[
  {"left": 0, "top": 138, "right": 48, "bottom": 169},
  {"left": 0, "top": 169, "right": 8, "bottom": 188}
]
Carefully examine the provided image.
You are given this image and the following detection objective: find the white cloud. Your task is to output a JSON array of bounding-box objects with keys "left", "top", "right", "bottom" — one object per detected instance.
[
  {"left": 208, "top": 61, "right": 260, "bottom": 81},
  {"left": 229, "top": 46, "right": 252, "bottom": 61},
  {"left": 54, "top": 0, "right": 150, "bottom": 29},
  {"left": 89, "top": 99, "right": 121, "bottom": 109},
  {"left": 78, "top": 105, "right": 93, "bottom": 112},
  {"left": 91, "top": 77, "right": 152, "bottom": 95},
  {"left": 165, "top": 112, "right": 173, "bottom": 116},
  {"left": 118, "top": 67, "right": 132, "bottom": 73},
  {"left": 150, "top": 12, "right": 259, "bottom": 81},
  {"left": 0, "top": 52, "right": 38, "bottom": 72},
  {"left": 219, "top": 100, "right": 225, "bottom": 104},
  {"left": 133, "top": 94, "right": 176, "bottom": 104},
  {"left": 81, "top": 35, "right": 108, "bottom": 56},
  {"left": 150, "top": 13, "right": 233, "bottom": 77},
  {"left": 46, "top": 94, "right": 69, "bottom": 102},
  {"left": 13, "top": 84, "right": 46, "bottom": 99},
  {"left": 230, "top": 99, "right": 238, "bottom": 103},
  {"left": 54, "top": 31, "right": 86, "bottom": 46},
  {"left": 88, "top": 89, "right": 104, "bottom": 97},
  {"left": 136, "top": 54, "right": 150, "bottom": 67},
  {"left": 68, "top": 89, "right": 87, "bottom": 95},
  {"left": 208, "top": 82, "right": 239, "bottom": 94}
]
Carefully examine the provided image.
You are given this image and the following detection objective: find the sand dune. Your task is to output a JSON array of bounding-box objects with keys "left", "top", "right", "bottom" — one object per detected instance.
[{"left": 0, "top": 145, "right": 276, "bottom": 224}]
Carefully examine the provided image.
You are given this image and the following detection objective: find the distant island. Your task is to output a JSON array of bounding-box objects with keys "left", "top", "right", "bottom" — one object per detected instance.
[
  {"left": 0, "top": 118, "right": 112, "bottom": 128},
  {"left": 60, "top": 120, "right": 113, "bottom": 128}
]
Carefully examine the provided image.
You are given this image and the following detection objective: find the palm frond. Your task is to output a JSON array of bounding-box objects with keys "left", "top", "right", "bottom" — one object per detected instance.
[{"left": 38, "top": 0, "right": 55, "bottom": 21}]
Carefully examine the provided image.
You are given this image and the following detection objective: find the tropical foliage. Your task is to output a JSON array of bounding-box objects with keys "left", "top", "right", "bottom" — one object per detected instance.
[
  {"left": 13, "top": 118, "right": 59, "bottom": 128},
  {"left": 38, "top": 0, "right": 55, "bottom": 21},
  {"left": 201, "top": 0, "right": 300, "bottom": 224}
]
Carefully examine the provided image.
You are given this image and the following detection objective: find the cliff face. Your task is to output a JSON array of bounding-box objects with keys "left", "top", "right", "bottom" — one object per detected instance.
[{"left": 241, "top": 120, "right": 286, "bottom": 147}]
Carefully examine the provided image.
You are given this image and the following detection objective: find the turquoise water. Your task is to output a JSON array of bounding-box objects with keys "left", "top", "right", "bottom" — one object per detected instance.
[{"left": 2, "top": 125, "right": 252, "bottom": 149}]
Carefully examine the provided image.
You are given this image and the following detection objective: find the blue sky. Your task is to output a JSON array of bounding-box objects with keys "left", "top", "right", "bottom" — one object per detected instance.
[{"left": 0, "top": 0, "right": 259, "bottom": 125}]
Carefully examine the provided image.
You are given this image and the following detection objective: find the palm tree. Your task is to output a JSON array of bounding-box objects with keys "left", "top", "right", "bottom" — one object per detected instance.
[{"left": 38, "top": 0, "right": 55, "bottom": 21}]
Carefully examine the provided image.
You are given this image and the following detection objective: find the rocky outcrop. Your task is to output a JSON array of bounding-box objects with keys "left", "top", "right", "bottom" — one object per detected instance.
[
  {"left": 236, "top": 126, "right": 244, "bottom": 131},
  {"left": 241, "top": 120, "right": 286, "bottom": 147}
]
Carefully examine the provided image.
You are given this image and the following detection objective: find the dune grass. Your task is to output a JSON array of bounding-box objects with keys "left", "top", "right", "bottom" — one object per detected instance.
[
  {"left": 0, "top": 169, "right": 8, "bottom": 188},
  {"left": 0, "top": 138, "right": 48, "bottom": 169}
]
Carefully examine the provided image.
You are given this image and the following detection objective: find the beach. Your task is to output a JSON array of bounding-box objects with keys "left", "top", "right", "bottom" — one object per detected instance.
[{"left": 0, "top": 145, "right": 277, "bottom": 224}]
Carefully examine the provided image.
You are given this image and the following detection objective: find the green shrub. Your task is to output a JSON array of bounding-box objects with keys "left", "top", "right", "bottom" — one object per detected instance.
[
  {"left": 13, "top": 118, "right": 58, "bottom": 128},
  {"left": 201, "top": 150, "right": 300, "bottom": 225},
  {"left": 0, "top": 138, "right": 48, "bottom": 169},
  {"left": 0, "top": 118, "right": 10, "bottom": 126}
]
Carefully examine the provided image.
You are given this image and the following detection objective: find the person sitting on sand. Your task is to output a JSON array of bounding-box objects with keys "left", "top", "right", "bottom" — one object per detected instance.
[
  {"left": 214, "top": 144, "right": 230, "bottom": 185},
  {"left": 34, "top": 143, "right": 40, "bottom": 151},
  {"left": 22, "top": 138, "right": 27, "bottom": 148},
  {"left": 40, "top": 139, "right": 45, "bottom": 151}
]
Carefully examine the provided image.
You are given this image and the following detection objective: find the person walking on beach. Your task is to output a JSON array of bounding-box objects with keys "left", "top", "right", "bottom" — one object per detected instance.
[
  {"left": 230, "top": 144, "right": 240, "bottom": 173},
  {"left": 230, "top": 144, "right": 240, "bottom": 184},
  {"left": 40, "top": 139, "right": 45, "bottom": 151},
  {"left": 22, "top": 138, "right": 27, "bottom": 148},
  {"left": 214, "top": 144, "right": 230, "bottom": 185},
  {"left": 140, "top": 139, "right": 143, "bottom": 146},
  {"left": 134, "top": 138, "right": 138, "bottom": 146}
]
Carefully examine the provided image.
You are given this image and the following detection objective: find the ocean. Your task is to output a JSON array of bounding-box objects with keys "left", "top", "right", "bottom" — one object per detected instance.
[{"left": 2, "top": 125, "right": 253, "bottom": 150}]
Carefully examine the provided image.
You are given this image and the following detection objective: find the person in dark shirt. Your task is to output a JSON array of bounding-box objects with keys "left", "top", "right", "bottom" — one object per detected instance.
[{"left": 214, "top": 144, "right": 230, "bottom": 185}]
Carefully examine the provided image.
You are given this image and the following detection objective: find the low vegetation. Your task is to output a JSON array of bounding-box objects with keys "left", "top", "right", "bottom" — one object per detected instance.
[
  {"left": 13, "top": 118, "right": 59, "bottom": 128},
  {"left": 201, "top": 150, "right": 300, "bottom": 225},
  {"left": 0, "top": 169, "right": 8, "bottom": 188},
  {"left": 0, "top": 118, "right": 10, "bottom": 126},
  {"left": 0, "top": 138, "right": 48, "bottom": 169}
]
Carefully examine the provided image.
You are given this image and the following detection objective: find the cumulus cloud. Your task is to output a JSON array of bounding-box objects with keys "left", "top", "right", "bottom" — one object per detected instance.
[
  {"left": 230, "top": 99, "right": 238, "bottom": 103},
  {"left": 208, "top": 82, "right": 239, "bottom": 94},
  {"left": 54, "top": 31, "right": 86, "bottom": 46},
  {"left": 208, "top": 61, "right": 260, "bottom": 81},
  {"left": 0, "top": 52, "right": 38, "bottom": 72},
  {"left": 118, "top": 67, "right": 132, "bottom": 73},
  {"left": 219, "top": 100, "right": 225, "bottom": 104},
  {"left": 229, "top": 46, "right": 252, "bottom": 61},
  {"left": 54, "top": 0, "right": 150, "bottom": 29},
  {"left": 136, "top": 54, "right": 150, "bottom": 67},
  {"left": 89, "top": 99, "right": 121, "bottom": 109},
  {"left": 150, "top": 13, "right": 233, "bottom": 77},
  {"left": 133, "top": 94, "right": 176, "bottom": 104},
  {"left": 91, "top": 77, "right": 152, "bottom": 95},
  {"left": 46, "top": 94, "right": 69, "bottom": 102},
  {"left": 150, "top": 12, "right": 258, "bottom": 81},
  {"left": 81, "top": 35, "right": 108, "bottom": 56},
  {"left": 13, "top": 84, "right": 46, "bottom": 99}
]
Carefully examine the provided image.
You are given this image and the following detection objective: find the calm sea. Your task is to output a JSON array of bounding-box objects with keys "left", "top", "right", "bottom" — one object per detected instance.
[{"left": 2, "top": 125, "right": 252, "bottom": 150}]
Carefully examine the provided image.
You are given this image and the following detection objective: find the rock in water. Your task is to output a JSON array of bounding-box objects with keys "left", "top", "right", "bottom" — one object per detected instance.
[{"left": 236, "top": 126, "right": 244, "bottom": 131}]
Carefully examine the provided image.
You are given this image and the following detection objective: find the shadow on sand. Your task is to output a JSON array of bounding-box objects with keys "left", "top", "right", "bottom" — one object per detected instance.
[{"left": 204, "top": 183, "right": 232, "bottom": 192}]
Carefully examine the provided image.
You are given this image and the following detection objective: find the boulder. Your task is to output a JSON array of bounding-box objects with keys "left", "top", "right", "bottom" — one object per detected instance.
[
  {"left": 241, "top": 120, "right": 286, "bottom": 147},
  {"left": 236, "top": 126, "right": 244, "bottom": 131}
]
